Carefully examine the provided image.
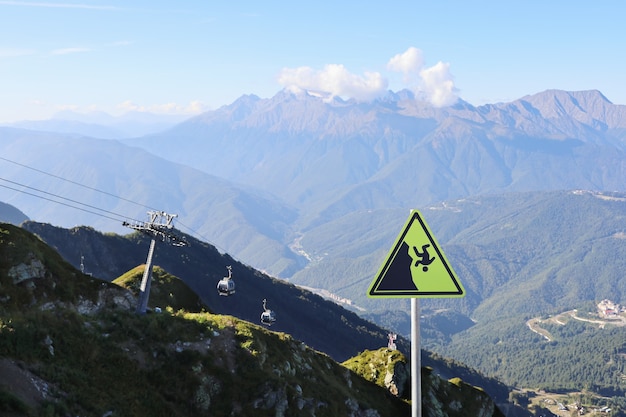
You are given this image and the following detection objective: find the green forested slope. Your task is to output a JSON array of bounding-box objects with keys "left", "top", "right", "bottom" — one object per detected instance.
[
  {"left": 435, "top": 304, "right": 626, "bottom": 407},
  {"left": 293, "top": 189, "right": 626, "bottom": 320}
]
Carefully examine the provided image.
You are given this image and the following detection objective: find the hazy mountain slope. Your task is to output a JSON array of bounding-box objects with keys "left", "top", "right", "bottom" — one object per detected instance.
[
  {"left": 0, "top": 128, "right": 304, "bottom": 277},
  {"left": 4, "top": 89, "right": 626, "bottom": 283},
  {"left": 289, "top": 190, "right": 626, "bottom": 321},
  {"left": 3, "top": 109, "right": 191, "bottom": 139},
  {"left": 124, "top": 89, "right": 626, "bottom": 226},
  {"left": 4, "top": 89, "right": 626, "bottom": 284},
  {"left": 0, "top": 201, "right": 28, "bottom": 225},
  {"left": 5, "top": 119, "right": 126, "bottom": 139},
  {"left": 428, "top": 190, "right": 626, "bottom": 320}
]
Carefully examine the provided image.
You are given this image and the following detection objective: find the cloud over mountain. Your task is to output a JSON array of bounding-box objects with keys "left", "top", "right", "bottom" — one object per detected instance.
[
  {"left": 278, "top": 64, "right": 388, "bottom": 102},
  {"left": 278, "top": 46, "right": 459, "bottom": 106}
]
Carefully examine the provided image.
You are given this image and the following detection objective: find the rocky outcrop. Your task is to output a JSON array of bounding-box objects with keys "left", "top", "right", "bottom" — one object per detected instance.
[
  {"left": 384, "top": 358, "right": 409, "bottom": 397},
  {"left": 75, "top": 287, "right": 136, "bottom": 314},
  {"left": 8, "top": 253, "right": 46, "bottom": 284},
  {"left": 344, "top": 348, "right": 507, "bottom": 417},
  {"left": 423, "top": 372, "right": 505, "bottom": 417}
]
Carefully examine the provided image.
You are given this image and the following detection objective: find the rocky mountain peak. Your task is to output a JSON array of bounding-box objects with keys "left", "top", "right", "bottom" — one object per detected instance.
[{"left": 513, "top": 89, "right": 626, "bottom": 129}]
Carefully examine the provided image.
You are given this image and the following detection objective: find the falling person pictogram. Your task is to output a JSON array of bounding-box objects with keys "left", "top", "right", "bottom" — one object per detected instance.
[{"left": 412, "top": 244, "right": 435, "bottom": 272}]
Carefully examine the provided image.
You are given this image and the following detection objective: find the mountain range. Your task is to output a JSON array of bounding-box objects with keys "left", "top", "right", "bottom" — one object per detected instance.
[
  {"left": 1, "top": 109, "right": 190, "bottom": 139},
  {"left": 2, "top": 88, "right": 626, "bottom": 305},
  {"left": 3, "top": 87, "right": 626, "bottom": 413},
  {"left": 124, "top": 88, "right": 626, "bottom": 220}
]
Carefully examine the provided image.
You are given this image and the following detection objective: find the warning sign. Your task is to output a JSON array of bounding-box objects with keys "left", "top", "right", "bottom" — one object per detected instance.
[{"left": 368, "top": 210, "right": 465, "bottom": 298}]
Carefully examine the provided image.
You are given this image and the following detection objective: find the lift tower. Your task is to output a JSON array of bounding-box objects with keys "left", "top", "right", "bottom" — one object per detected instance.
[{"left": 123, "top": 211, "right": 188, "bottom": 315}]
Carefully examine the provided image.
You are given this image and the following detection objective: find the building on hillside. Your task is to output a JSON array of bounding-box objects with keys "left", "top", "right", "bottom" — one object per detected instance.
[{"left": 597, "top": 299, "right": 622, "bottom": 317}]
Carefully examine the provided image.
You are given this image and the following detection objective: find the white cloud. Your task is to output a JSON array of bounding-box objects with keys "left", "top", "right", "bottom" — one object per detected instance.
[
  {"left": 419, "top": 61, "right": 458, "bottom": 107},
  {"left": 277, "top": 64, "right": 388, "bottom": 101},
  {"left": 387, "top": 47, "right": 424, "bottom": 81},
  {"left": 277, "top": 46, "right": 458, "bottom": 107},
  {"left": 387, "top": 47, "right": 458, "bottom": 107}
]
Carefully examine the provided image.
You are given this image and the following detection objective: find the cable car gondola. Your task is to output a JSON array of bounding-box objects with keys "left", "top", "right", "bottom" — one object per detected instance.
[
  {"left": 217, "top": 265, "right": 235, "bottom": 296},
  {"left": 260, "top": 298, "right": 276, "bottom": 326}
]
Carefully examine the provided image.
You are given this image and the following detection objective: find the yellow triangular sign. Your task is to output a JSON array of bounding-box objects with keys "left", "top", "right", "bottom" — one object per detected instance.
[{"left": 368, "top": 210, "right": 465, "bottom": 298}]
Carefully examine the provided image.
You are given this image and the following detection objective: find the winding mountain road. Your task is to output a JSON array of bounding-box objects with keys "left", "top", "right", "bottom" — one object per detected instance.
[{"left": 526, "top": 309, "right": 626, "bottom": 341}]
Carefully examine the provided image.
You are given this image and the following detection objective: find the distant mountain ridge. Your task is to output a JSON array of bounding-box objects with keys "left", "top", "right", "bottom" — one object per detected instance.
[
  {"left": 125, "top": 89, "right": 626, "bottom": 226},
  {"left": 2, "top": 88, "right": 626, "bottom": 282},
  {"left": 2, "top": 110, "right": 192, "bottom": 139},
  {"left": 0, "top": 127, "right": 306, "bottom": 276},
  {"left": 0, "top": 201, "right": 28, "bottom": 225}
]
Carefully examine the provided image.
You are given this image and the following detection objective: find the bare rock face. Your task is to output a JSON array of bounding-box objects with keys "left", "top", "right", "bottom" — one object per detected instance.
[
  {"left": 74, "top": 287, "right": 137, "bottom": 314},
  {"left": 423, "top": 373, "right": 503, "bottom": 417},
  {"left": 9, "top": 254, "right": 46, "bottom": 284},
  {"left": 384, "top": 358, "right": 409, "bottom": 397}
]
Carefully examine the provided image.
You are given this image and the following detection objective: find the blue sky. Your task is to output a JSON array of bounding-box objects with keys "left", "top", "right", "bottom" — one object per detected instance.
[{"left": 0, "top": 1, "right": 624, "bottom": 123}]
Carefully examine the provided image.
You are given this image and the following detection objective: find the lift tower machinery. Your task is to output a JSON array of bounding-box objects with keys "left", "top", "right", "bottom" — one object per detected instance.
[{"left": 123, "top": 211, "right": 188, "bottom": 315}]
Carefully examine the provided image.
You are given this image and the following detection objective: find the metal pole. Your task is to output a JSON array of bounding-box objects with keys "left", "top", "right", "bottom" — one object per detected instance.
[
  {"left": 136, "top": 237, "right": 156, "bottom": 315},
  {"left": 411, "top": 298, "right": 422, "bottom": 417}
]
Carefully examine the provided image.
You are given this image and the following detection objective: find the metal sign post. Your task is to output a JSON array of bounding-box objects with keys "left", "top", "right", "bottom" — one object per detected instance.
[
  {"left": 411, "top": 298, "right": 421, "bottom": 417},
  {"left": 367, "top": 210, "right": 465, "bottom": 417}
]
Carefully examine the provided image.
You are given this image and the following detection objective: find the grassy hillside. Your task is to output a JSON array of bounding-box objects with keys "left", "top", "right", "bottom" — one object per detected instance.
[
  {"left": 22, "top": 220, "right": 402, "bottom": 363},
  {"left": 0, "top": 307, "right": 413, "bottom": 417},
  {"left": 114, "top": 265, "right": 209, "bottom": 313},
  {"left": 0, "top": 222, "right": 518, "bottom": 416},
  {"left": 0, "top": 222, "right": 123, "bottom": 312},
  {"left": 0, "top": 222, "right": 408, "bottom": 416}
]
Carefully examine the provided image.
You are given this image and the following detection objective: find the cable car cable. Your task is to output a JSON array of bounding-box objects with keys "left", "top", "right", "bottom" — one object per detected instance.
[
  {"left": 0, "top": 176, "right": 139, "bottom": 223},
  {"left": 0, "top": 155, "right": 160, "bottom": 212},
  {"left": 0, "top": 182, "right": 125, "bottom": 223},
  {"left": 0, "top": 156, "right": 240, "bottom": 263}
]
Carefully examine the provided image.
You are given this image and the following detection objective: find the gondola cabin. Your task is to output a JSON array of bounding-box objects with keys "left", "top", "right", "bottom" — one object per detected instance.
[
  {"left": 260, "top": 310, "right": 276, "bottom": 326},
  {"left": 260, "top": 298, "right": 276, "bottom": 326},
  {"left": 217, "top": 266, "right": 235, "bottom": 296}
]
